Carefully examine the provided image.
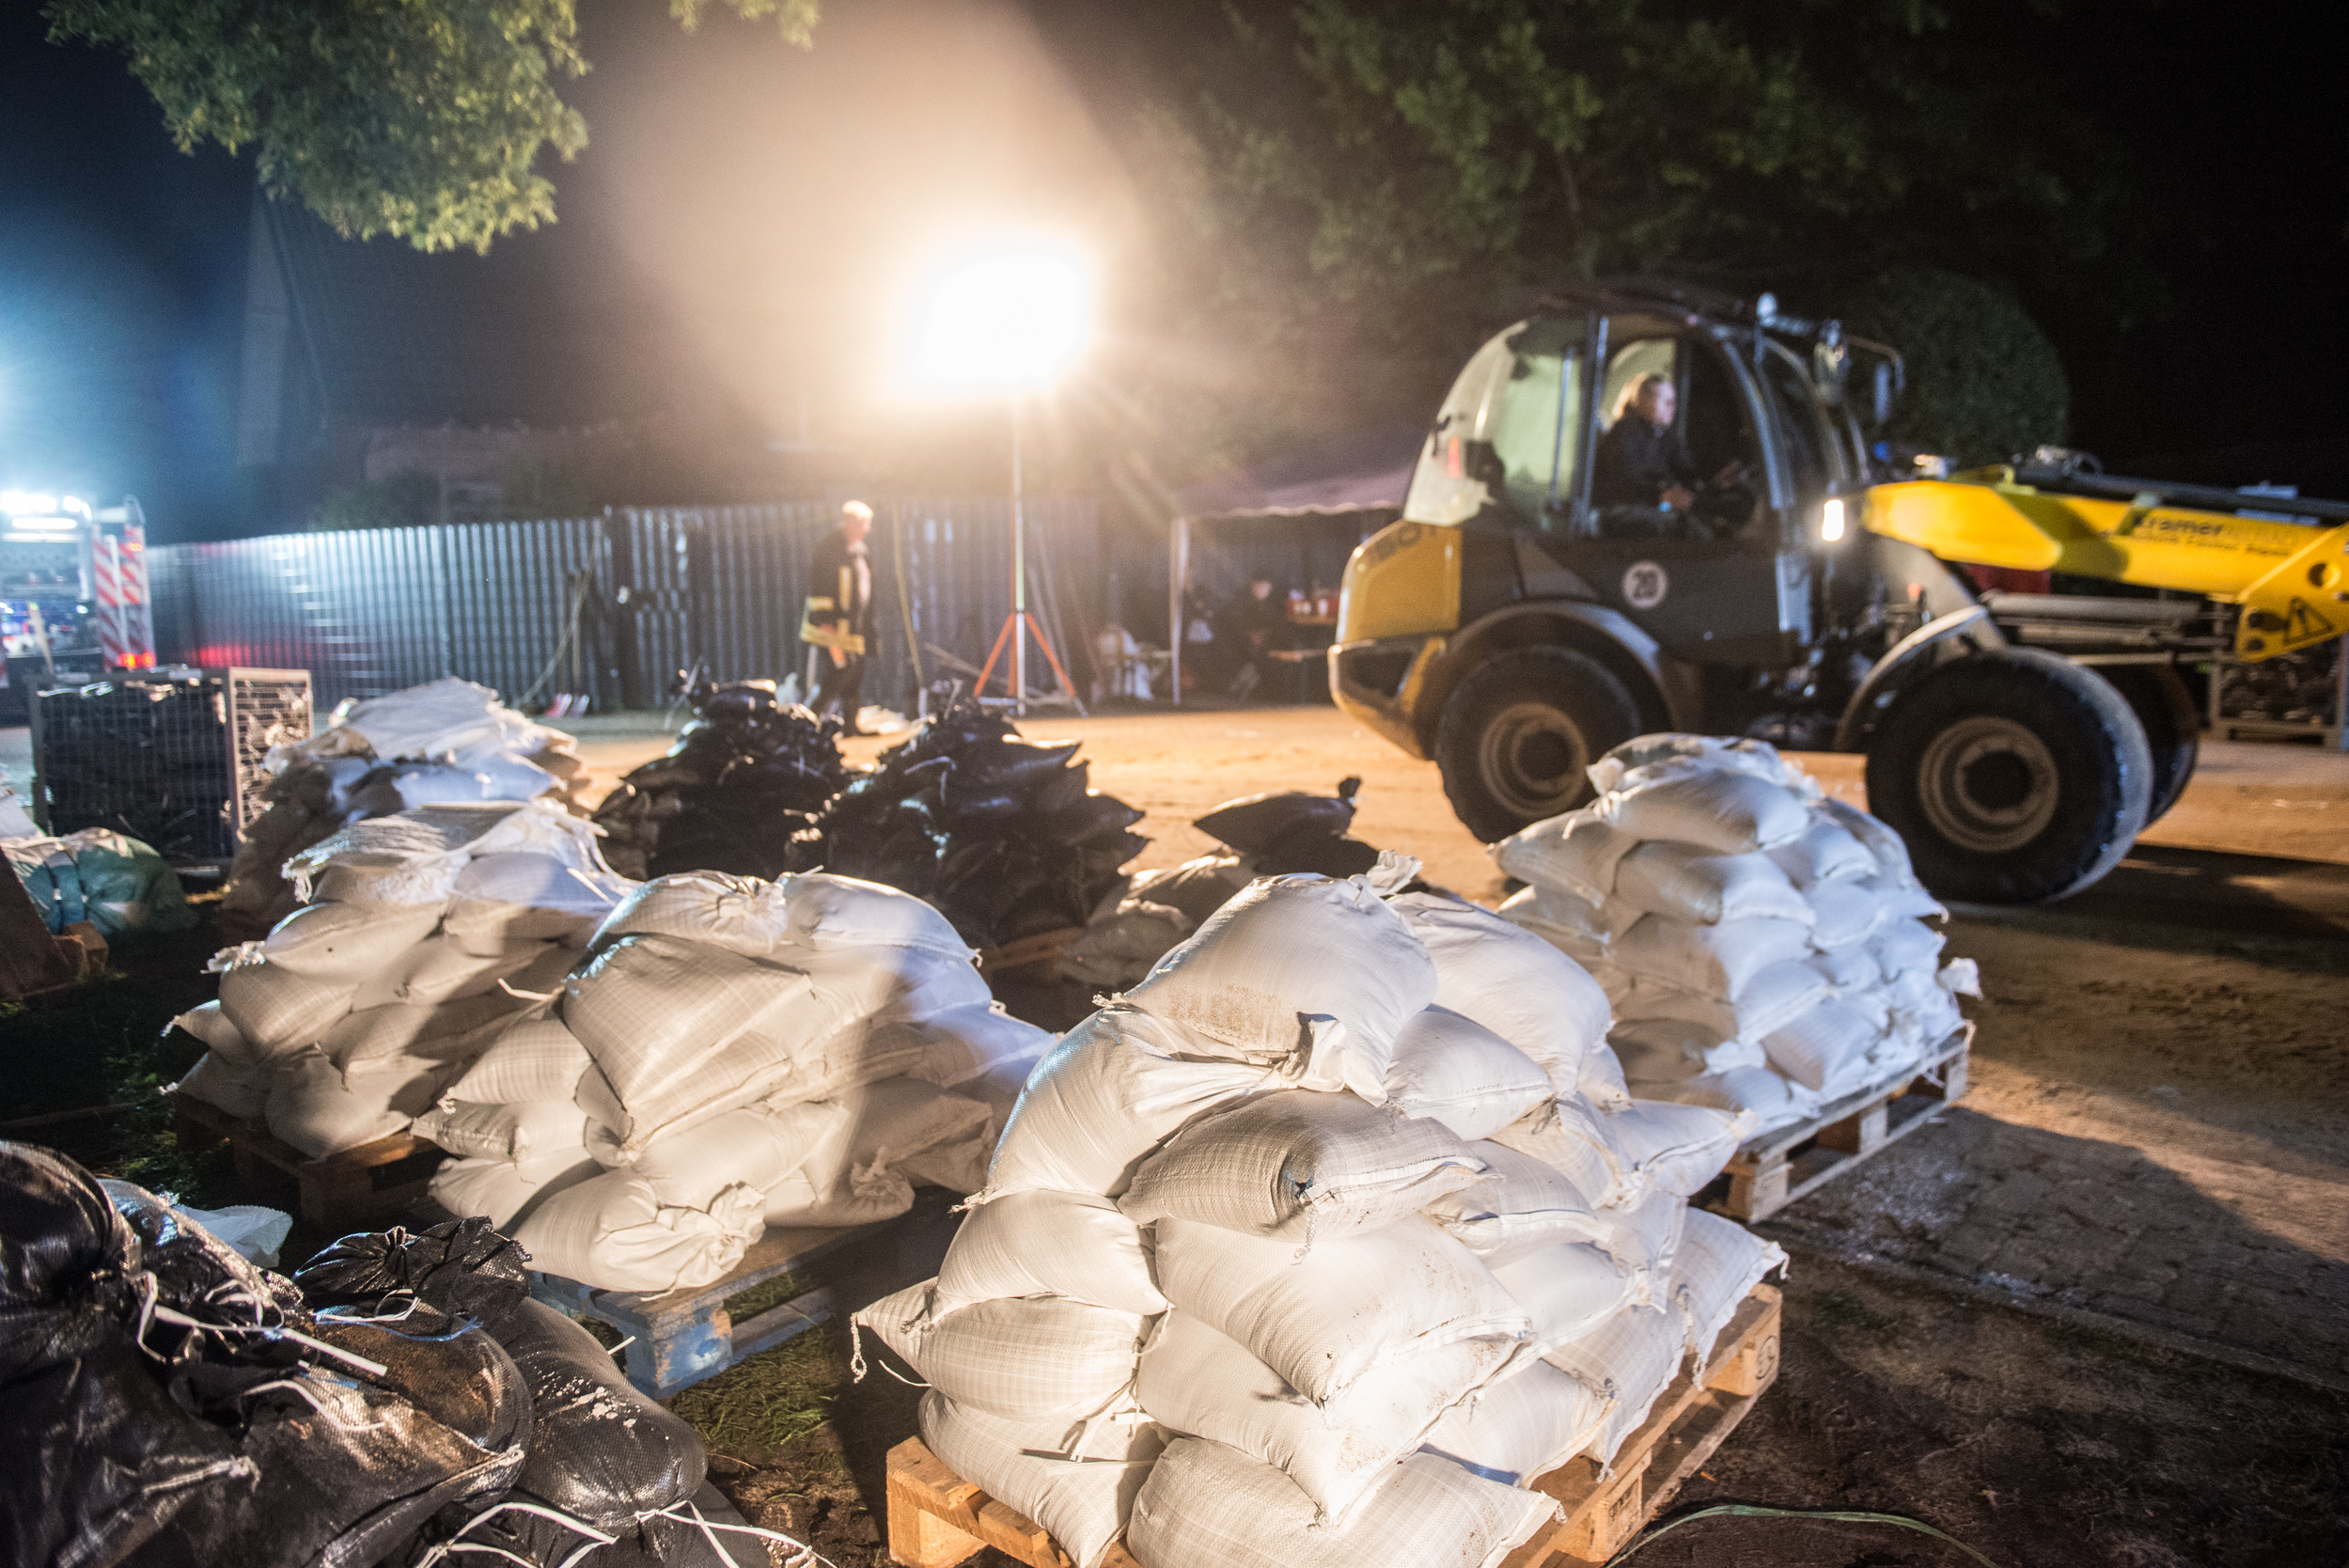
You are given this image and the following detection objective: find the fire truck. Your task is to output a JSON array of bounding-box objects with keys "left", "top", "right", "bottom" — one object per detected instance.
[{"left": 1, "top": 491, "right": 158, "bottom": 723}]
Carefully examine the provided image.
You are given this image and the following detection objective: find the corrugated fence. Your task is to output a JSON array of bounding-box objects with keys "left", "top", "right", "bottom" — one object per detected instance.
[{"left": 149, "top": 496, "right": 1103, "bottom": 713}]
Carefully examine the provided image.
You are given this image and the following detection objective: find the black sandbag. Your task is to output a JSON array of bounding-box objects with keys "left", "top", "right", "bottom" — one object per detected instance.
[
  {"left": 1253, "top": 828, "right": 1383, "bottom": 879},
  {"left": 102, "top": 1180, "right": 306, "bottom": 1321},
  {"left": 0, "top": 1139, "right": 139, "bottom": 1307},
  {"left": 397, "top": 1478, "right": 760, "bottom": 1567},
  {"left": 1132, "top": 855, "right": 1257, "bottom": 927},
  {"left": 309, "top": 1311, "right": 533, "bottom": 1455},
  {"left": 1036, "top": 792, "right": 1148, "bottom": 847},
  {"left": 954, "top": 735, "right": 1082, "bottom": 789},
  {"left": 296, "top": 1215, "right": 533, "bottom": 1324},
  {"left": 499, "top": 1298, "right": 706, "bottom": 1528},
  {"left": 1193, "top": 776, "right": 1361, "bottom": 856}
]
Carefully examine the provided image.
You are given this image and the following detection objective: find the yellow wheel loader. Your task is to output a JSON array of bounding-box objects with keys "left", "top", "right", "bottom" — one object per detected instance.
[{"left": 1331, "top": 279, "right": 2348, "bottom": 902}]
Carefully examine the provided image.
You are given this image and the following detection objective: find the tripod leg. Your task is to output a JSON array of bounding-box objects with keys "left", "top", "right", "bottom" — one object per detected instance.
[
  {"left": 972, "top": 616, "right": 1019, "bottom": 702},
  {"left": 1024, "top": 613, "right": 1089, "bottom": 717}
]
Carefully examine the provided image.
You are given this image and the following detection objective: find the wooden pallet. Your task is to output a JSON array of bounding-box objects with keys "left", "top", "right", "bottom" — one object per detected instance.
[
  {"left": 528, "top": 1196, "right": 945, "bottom": 1399},
  {"left": 883, "top": 1282, "right": 1783, "bottom": 1568},
  {"left": 0, "top": 856, "right": 106, "bottom": 1002},
  {"left": 978, "top": 926, "right": 1085, "bottom": 980},
  {"left": 172, "top": 1092, "right": 445, "bottom": 1228},
  {"left": 1714, "top": 1026, "right": 1972, "bottom": 1224}
]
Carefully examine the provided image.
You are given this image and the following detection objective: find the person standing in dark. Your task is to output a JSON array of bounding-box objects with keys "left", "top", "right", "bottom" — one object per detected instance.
[
  {"left": 1221, "top": 576, "right": 1289, "bottom": 699},
  {"left": 804, "top": 500, "right": 875, "bottom": 732},
  {"left": 1592, "top": 373, "right": 1700, "bottom": 510}
]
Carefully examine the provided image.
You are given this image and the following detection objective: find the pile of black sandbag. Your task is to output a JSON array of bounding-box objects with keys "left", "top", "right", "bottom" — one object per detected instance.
[
  {"left": 593, "top": 675, "right": 850, "bottom": 881},
  {"left": 787, "top": 703, "right": 1147, "bottom": 949},
  {"left": 0, "top": 1142, "right": 767, "bottom": 1568}
]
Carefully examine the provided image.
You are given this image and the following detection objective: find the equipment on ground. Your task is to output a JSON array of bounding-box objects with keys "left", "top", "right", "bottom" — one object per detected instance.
[
  {"left": 1, "top": 492, "right": 157, "bottom": 722},
  {"left": 1331, "top": 279, "right": 2349, "bottom": 902}
]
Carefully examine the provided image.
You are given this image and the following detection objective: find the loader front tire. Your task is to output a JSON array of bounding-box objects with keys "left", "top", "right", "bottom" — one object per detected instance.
[
  {"left": 2094, "top": 663, "right": 2200, "bottom": 824},
  {"left": 1866, "top": 647, "right": 2153, "bottom": 903},
  {"left": 1436, "top": 647, "right": 1640, "bottom": 841}
]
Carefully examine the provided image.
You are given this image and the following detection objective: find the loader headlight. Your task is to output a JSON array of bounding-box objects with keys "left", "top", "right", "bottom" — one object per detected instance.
[{"left": 1821, "top": 497, "right": 1846, "bottom": 541}]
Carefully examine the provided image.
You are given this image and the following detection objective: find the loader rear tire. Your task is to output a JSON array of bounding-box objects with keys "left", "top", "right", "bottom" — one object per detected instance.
[
  {"left": 2095, "top": 664, "right": 2200, "bottom": 824},
  {"left": 1435, "top": 647, "right": 1640, "bottom": 841},
  {"left": 1866, "top": 647, "right": 2153, "bottom": 904}
]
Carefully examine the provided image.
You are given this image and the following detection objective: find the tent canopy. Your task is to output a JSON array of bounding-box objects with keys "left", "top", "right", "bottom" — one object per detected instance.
[{"left": 1174, "top": 422, "right": 1423, "bottom": 521}]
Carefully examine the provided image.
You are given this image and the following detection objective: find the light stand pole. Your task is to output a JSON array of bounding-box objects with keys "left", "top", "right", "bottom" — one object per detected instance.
[{"left": 1010, "top": 390, "right": 1026, "bottom": 715}]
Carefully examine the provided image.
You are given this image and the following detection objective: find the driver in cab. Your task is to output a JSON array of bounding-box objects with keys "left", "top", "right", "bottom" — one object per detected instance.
[{"left": 1592, "top": 373, "right": 1741, "bottom": 537}]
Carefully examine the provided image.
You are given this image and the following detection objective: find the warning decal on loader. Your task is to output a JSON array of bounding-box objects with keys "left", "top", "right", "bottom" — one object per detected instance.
[{"left": 2283, "top": 597, "right": 2337, "bottom": 649}]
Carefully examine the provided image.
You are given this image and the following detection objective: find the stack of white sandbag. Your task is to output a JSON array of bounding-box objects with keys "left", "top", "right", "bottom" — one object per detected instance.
[
  {"left": 174, "top": 801, "right": 634, "bottom": 1160},
  {"left": 425, "top": 869, "right": 1057, "bottom": 1294},
  {"left": 224, "top": 678, "right": 589, "bottom": 932},
  {"left": 853, "top": 858, "right": 1785, "bottom": 1568},
  {"left": 1496, "top": 734, "right": 1979, "bottom": 1134}
]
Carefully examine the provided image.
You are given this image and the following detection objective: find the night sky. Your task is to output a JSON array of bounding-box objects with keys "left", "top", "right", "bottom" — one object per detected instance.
[{"left": 2, "top": 0, "right": 2343, "bottom": 543}]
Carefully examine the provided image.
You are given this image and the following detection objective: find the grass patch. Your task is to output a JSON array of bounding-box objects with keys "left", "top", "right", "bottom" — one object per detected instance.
[
  {"left": 724, "top": 1269, "right": 816, "bottom": 1323},
  {"left": 666, "top": 1323, "right": 844, "bottom": 1451}
]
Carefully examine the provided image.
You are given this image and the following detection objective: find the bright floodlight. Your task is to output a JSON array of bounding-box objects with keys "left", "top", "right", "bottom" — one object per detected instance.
[{"left": 913, "top": 243, "right": 1093, "bottom": 392}]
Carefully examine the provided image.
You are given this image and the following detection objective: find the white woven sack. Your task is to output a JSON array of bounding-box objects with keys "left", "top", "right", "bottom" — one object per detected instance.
[
  {"left": 1610, "top": 960, "right": 1830, "bottom": 1044},
  {"left": 1490, "top": 808, "right": 1639, "bottom": 904},
  {"left": 1578, "top": 1043, "right": 1634, "bottom": 1111},
  {"left": 1596, "top": 767, "right": 1809, "bottom": 855},
  {"left": 1819, "top": 796, "right": 1918, "bottom": 886},
  {"left": 430, "top": 1151, "right": 603, "bottom": 1229},
  {"left": 1151, "top": 1214, "right": 1527, "bottom": 1405},
  {"left": 447, "top": 1013, "right": 591, "bottom": 1104},
  {"left": 1542, "top": 1302, "right": 1688, "bottom": 1464},
  {"left": 790, "top": 940, "right": 991, "bottom": 1032},
  {"left": 560, "top": 933, "right": 820, "bottom": 1151},
  {"left": 1423, "top": 1141, "right": 1613, "bottom": 1269},
  {"left": 1760, "top": 997, "right": 1884, "bottom": 1094},
  {"left": 1609, "top": 915, "right": 1815, "bottom": 1000},
  {"left": 172, "top": 1052, "right": 268, "bottom": 1120},
  {"left": 853, "top": 1281, "right": 1145, "bottom": 1420},
  {"left": 1389, "top": 892, "right": 1611, "bottom": 1091},
  {"left": 1419, "top": 1358, "right": 1610, "bottom": 1487},
  {"left": 1806, "top": 945, "right": 1883, "bottom": 994},
  {"left": 171, "top": 1000, "right": 258, "bottom": 1064},
  {"left": 1671, "top": 1207, "right": 1786, "bottom": 1367},
  {"left": 301, "top": 854, "right": 464, "bottom": 913},
  {"left": 1605, "top": 1100, "right": 1751, "bottom": 1198},
  {"left": 1871, "top": 916, "right": 1948, "bottom": 980},
  {"left": 870, "top": 1002, "right": 1054, "bottom": 1092},
  {"left": 1123, "top": 873, "right": 1435, "bottom": 1070},
  {"left": 618, "top": 1098, "right": 849, "bottom": 1208},
  {"left": 1862, "top": 872, "right": 1947, "bottom": 925},
  {"left": 321, "top": 991, "right": 530, "bottom": 1071},
  {"left": 1496, "top": 886, "right": 1609, "bottom": 964},
  {"left": 1639, "top": 1068, "right": 1816, "bottom": 1129},
  {"left": 349, "top": 934, "right": 563, "bottom": 1012},
  {"left": 1805, "top": 879, "right": 1889, "bottom": 950},
  {"left": 443, "top": 852, "right": 632, "bottom": 956},
  {"left": 264, "top": 1044, "right": 452, "bottom": 1158},
  {"left": 1135, "top": 1312, "right": 1511, "bottom": 1523},
  {"left": 1380, "top": 1008, "right": 1557, "bottom": 1140},
  {"left": 1589, "top": 733, "right": 1811, "bottom": 794},
  {"left": 1591, "top": 1184, "right": 1691, "bottom": 1307},
  {"left": 1488, "top": 1098, "right": 1635, "bottom": 1208},
  {"left": 918, "top": 1391, "right": 1165, "bottom": 1568},
  {"left": 1765, "top": 816, "right": 1878, "bottom": 890},
  {"left": 213, "top": 956, "right": 356, "bottom": 1058},
  {"left": 1612, "top": 842, "right": 1815, "bottom": 928},
  {"left": 759, "top": 1079, "right": 994, "bottom": 1227},
  {"left": 412, "top": 1098, "right": 589, "bottom": 1162},
  {"left": 1129, "top": 1440, "right": 1559, "bottom": 1568},
  {"left": 959, "top": 1034, "right": 1056, "bottom": 1126},
  {"left": 981, "top": 1007, "right": 1277, "bottom": 1200},
  {"left": 257, "top": 901, "right": 446, "bottom": 985},
  {"left": 1060, "top": 900, "right": 1191, "bottom": 985},
  {"left": 935, "top": 1189, "right": 1167, "bottom": 1315},
  {"left": 1607, "top": 1018, "right": 1768, "bottom": 1087},
  {"left": 1488, "top": 1238, "right": 1636, "bottom": 1354},
  {"left": 509, "top": 1167, "right": 765, "bottom": 1292},
  {"left": 1121, "top": 1088, "right": 1485, "bottom": 1242}
]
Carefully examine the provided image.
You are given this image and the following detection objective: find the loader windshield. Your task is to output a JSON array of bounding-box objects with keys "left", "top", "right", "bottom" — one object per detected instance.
[{"left": 1403, "top": 316, "right": 1587, "bottom": 530}]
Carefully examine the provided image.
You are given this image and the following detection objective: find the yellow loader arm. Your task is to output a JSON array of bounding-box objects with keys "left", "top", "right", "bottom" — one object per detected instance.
[{"left": 1866, "top": 471, "right": 2349, "bottom": 660}]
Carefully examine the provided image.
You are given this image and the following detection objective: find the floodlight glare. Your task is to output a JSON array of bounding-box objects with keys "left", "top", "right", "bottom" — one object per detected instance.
[{"left": 913, "top": 244, "right": 1093, "bottom": 392}]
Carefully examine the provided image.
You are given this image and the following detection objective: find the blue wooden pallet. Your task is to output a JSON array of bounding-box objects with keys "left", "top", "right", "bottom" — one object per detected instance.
[{"left": 528, "top": 1189, "right": 958, "bottom": 1398}]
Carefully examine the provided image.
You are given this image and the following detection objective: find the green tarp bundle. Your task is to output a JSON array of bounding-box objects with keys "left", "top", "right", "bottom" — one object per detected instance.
[{"left": 4, "top": 827, "right": 196, "bottom": 937}]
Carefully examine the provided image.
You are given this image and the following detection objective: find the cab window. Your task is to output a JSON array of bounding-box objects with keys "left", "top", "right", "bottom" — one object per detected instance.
[
  {"left": 1759, "top": 342, "right": 1843, "bottom": 506},
  {"left": 1404, "top": 316, "right": 1586, "bottom": 529}
]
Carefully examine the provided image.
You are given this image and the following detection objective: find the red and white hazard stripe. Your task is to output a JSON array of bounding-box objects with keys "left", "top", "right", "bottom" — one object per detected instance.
[
  {"left": 117, "top": 525, "right": 155, "bottom": 668},
  {"left": 93, "top": 533, "right": 129, "bottom": 668}
]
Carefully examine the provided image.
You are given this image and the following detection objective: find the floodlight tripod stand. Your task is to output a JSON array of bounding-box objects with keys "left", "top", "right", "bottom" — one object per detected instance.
[{"left": 972, "top": 393, "right": 1086, "bottom": 715}]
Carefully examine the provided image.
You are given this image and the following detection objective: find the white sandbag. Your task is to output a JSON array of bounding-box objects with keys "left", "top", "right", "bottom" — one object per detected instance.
[
  {"left": 258, "top": 900, "right": 447, "bottom": 985},
  {"left": 961, "top": 1035, "right": 1055, "bottom": 1127},
  {"left": 1488, "top": 1238, "right": 1636, "bottom": 1354},
  {"left": 982, "top": 1007, "right": 1277, "bottom": 1200},
  {"left": 1640, "top": 1067, "right": 1816, "bottom": 1128},
  {"left": 1611, "top": 841, "right": 1814, "bottom": 928},
  {"left": 790, "top": 940, "right": 991, "bottom": 1032},
  {"left": 1590, "top": 1184, "right": 1690, "bottom": 1306},
  {"left": 430, "top": 1152, "right": 601, "bottom": 1229},
  {"left": 1760, "top": 997, "right": 1885, "bottom": 1094},
  {"left": 1605, "top": 1100, "right": 1751, "bottom": 1198},
  {"left": 509, "top": 1167, "right": 765, "bottom": 1293},
  {"left": 1059, "top": 899, "right": 1192, "bottom": 987},
  {"left": 1819, "top": 796, "right": 1918, "bottom": 886},
  {"left": 169, "top": 1200, "right": 295, "bottom": 1271},
  {"left": 875, "top": 1002, "right": 1054, "bottom": 1091},
  {"left": 1151, "top": 1214, "right": 1527, "bottom": 1405},
  {"left": 1124, "top": 873, "right": 1435, "bottom": 1071},
  {"left": 621, "top": 1098, "right": 849, "bottom": 1205},
  {"left": 447, "top": 1013, "right": 592, "bottom": 1104},
  {"left": 1608, "top": 1017, "right": 1764, "bottom": 1086},
  {"left": 1608, "top": 915, "right": 1815, "bottom": 1000},
  {"left": 853, "top": 1282, "right": 1145, "bottom": 1421},
  {"left": 1418, "top": 1358, "right": 1610, "bottom": 1487},
  {"left": 1871, "top": 915, "right": 1948, "bottom": 979},
  {"left": 935, "top": 1189, "right": 1168, "bottom": 1316},
  {"left": 1120, "top": 1088, "right": 1484, "bottom": 1242},
  {"left": 171, "top": 1000, "right": 257, "bottom": 1062},
  {"left": 1598, "top": 767, "right": 1809, "bottom": 855},
  {"left": 442, "top": 852, "right": 632, "bottom": 955},
  {"left": 1135, "top": 1313, "right": 1509, "bottom": 1523},
  {"left": 213, "top": 956, "right": 356, "bottom": 1058},
  {"left": 1804, "top": 879, "right": 1887, "bottom": 949},
  {"left": 171, "top": 1051, "right": 269, "bottom": 1120},
  {"left": 560, "top": 933, "right": 818, "bottom": 1150},
  {"left": 1671, "top": 1208, "right": 1787, "bottom": 1368},
  {"left": 1576, "top": 1042, "right": 1634, "bottom": 1112},
  {"left": 412, "top": 1098, "right": 591, "bottom": 1162},
  {"left": 1489, "top": 1097, "right": 1634, "bottom": 1209},
  {"left": 594, "top": 870, "right": 973, "bottom": 962},
  {"left": 1541, "top": 1303, "right": 1688, "bottom": 1464},
  {"left": 1424, "top": 1142, "right": 1612, "bottom": 1269},
  {"left": 1863, "top": 874, "right": 1946, "bottom": 925},
  {"left": 350, "top": 933, "right": 561, "bottom": 1011},
  {"left": 1806, "top": 944, "right": 1883, "bottom": 995},
  {"left": 1590, "top": 733, "right": 1812, "bottom": 795},
  {"left": 264, "top": 1045, "right": 450, "bottom": 1158},
  {"left": 757, "top": 1079, "right": 994, "bottom": 1226},
  {"left": 1389, "top": 892, "right": 1611, "bottom": 1092},
  {"left": 1490, "top": 808, "right": 1640, "bottom": 904},
  {"left": 1382, "top": 1009, "right": 1557, "bottom": 1140},
  {"left": 1496, "top": 886, "right": 1611, "bottom": 964},
  {"left": 1764, "top": 815, "right": 1879, "bottom": 889},
  {"left": 321, "top": 991, "right": 531, "bottom": 1070},
  {"left": 1129, "top": 1440, "right": 1558, "bottom": 1568},
  {"left": 918, "top": 1391, "right": 1165, "bottom": 1568}
]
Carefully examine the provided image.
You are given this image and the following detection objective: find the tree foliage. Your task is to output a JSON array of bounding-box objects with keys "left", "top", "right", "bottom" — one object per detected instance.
[
  {"left": 1845, "top": 269, "right": 2069, "bottom": 466},
  {"left": 43, "top": 0, "right": 819, "bottom": 253}
]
